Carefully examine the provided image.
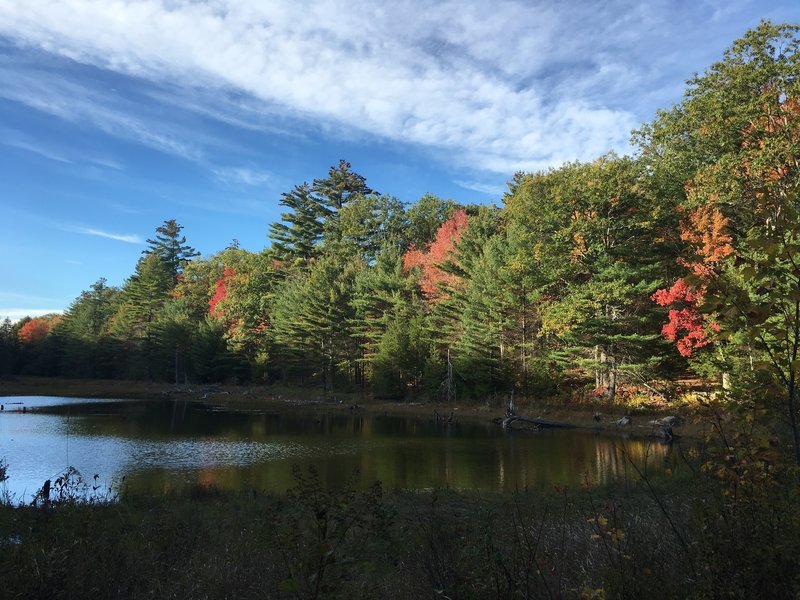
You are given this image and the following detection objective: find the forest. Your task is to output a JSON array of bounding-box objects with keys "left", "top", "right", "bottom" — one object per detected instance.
[{"left": 3, "top": 22, "right": 800, "bottom": 450}]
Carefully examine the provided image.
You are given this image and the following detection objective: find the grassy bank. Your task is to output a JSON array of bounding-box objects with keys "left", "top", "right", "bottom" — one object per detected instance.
[{"left": 1, "top": 453, "right": 798, "bottom": 600}]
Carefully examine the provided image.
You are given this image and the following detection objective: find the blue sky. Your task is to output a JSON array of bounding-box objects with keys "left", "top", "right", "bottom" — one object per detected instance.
[{"left": 0, "top": 0, "right": 797, "bottom": 321}]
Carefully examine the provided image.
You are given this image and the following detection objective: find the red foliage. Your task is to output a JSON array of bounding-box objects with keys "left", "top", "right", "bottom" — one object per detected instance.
[
  {"left": 209, "top": 267, "right": 236, "bottom": 318},
  {"left": 652, "top": 279, "right": 717, "bottom": 357},
  {"left": 403, "top": 209, "right": 469, "bottom": 300},
  {"left": 653, "top": 201, "right": 733, "bottom": 357},
  {"left": 18, "top": 318, "right": 53, "bottom": 345}
]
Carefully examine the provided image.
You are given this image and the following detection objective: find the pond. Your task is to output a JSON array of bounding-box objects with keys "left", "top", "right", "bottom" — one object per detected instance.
[{"left": 0, "top": 396, "right": 679, "bottom": 501}]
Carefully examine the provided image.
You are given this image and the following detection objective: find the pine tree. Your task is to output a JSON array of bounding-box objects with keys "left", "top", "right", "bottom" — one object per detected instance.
[
  {"left": 268, "top": 183, "right": 325, "bottom": 265},
  {"left": 144, "top": 219, "right": 199, "bottom": 283}
]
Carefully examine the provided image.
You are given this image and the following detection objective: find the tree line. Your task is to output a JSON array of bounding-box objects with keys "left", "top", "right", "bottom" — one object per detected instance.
[{"left": 4, "top": 23, "right": 799, "bottom": 426}]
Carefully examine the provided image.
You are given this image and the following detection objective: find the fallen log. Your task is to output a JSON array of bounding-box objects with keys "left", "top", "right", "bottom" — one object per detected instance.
[{"left": 492, "top": 415, "right": 577, "bottom": 430}]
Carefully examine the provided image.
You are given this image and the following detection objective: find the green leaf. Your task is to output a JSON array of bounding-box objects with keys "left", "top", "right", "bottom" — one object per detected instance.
[{"left": 740, "top": 266, "right": 757, "bottom": 281}]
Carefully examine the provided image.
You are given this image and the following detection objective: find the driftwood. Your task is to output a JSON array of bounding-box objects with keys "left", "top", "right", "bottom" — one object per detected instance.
[
  {"left": 648, "top": 415, "right": 684, "bottom": 427},
  {"left": 492, "top": 414, "right": 577, "bottom": 430},
  {"left": 493, "top": 397, "right": 577, "bottom": 431}
]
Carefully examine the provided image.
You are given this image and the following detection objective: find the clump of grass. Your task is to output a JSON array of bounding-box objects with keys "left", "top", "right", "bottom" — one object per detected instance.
[{"left": 0, "top": 458, "right": 9, "bottom": 505}]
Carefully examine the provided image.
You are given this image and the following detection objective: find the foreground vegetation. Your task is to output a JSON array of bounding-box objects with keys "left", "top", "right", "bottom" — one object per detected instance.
[{"left": 1, "top": 412, "right": 798, "bottom": 599}]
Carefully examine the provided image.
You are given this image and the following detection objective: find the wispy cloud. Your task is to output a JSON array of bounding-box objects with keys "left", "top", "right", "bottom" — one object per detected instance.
[
  {"left": 0, "top": 291, "right": 60, "bottom": 304},
  {"left": 3, "top": 137, "right": 72, "bottom": 163},
  {"left": 0, "top": 0, "right": 781, "bottom": 174},
  {"left": 0, "top": 62, "right": 206, "bottom": 162},
  {"left": 455, "top": 180, "right": 507, "bottom": 198},
  {"left": 108, "top": 202, "right": 139, "bottom": 214},
  {"left": 0, "top": 293, "right": 63, "bottom": 322},
  {"left": 0, "top": 129, "right": 124, "bottom": 171},
  {"left": 212, "top": 166, "right": 273, "bottom": 187},
  {"left": 73, "top": 227, "right": 143, "bottom": 244}
]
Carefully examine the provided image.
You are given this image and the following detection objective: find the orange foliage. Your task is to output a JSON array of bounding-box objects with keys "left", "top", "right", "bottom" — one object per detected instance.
[
  {"left": 679, "top": 204, "right": 734, "bottom": 266},
  {"left": 18, "top": 317, "right": 58, "bottom": 344},
  {"left": 403, "top": 209, "right": 469, "bottom": 301}
]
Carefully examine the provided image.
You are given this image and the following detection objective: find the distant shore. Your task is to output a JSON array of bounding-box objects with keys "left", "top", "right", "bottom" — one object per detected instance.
[{"left": 0, "top": 375, "right": 705, "bottom": 438}]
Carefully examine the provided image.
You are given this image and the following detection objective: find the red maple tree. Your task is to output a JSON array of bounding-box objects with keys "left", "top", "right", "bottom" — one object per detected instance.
[
  {"left": 652, "top": 204, "right": 732, "bottom": 357},
  {"left": 18, "top": 317, "right": 56, "bottom": 345},
  {"left": 209, "top": 267, "right": 236, "bottom": 318},
  {"left": 652, "top": 279, "right": 719, "bottom": 357},
  {"left": 403, "top": 209, "right": 469, "bottom": 300}
]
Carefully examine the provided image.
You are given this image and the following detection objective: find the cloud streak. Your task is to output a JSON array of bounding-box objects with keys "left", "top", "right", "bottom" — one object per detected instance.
[
  {"left": 212, "top": 166, "right": 273, "bottom": 187},
  {"left": 73, "top": 227, "right": 143, "bottom": 244},
  {"left": 455, "top": 180, "right": 507, "bottom": 198}
]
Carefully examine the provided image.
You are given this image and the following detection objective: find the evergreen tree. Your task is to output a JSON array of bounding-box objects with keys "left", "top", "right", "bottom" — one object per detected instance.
[
  {"left": 56, "top": 278, "right": 120, "bottom": 378},
  {"left": 270, "top": 253, "right": 362, "bottom": 391},
  {"left": 268, "top": 183, "right": 325, "bottom": 265},
  {"left": 144, "top": 219, "right": 199, "bottom": 283},
  {"left": 0, "top": 317, "right": 17, "bottom": 377},
  {"left": 110, "top": 253, "right": 174, "bottom": 379},
  {"left": 405, "top": 194, "right": 456, "bottom": 250},
  {"left": 352, "top": 244, "right": 435, "bottom": 397}
]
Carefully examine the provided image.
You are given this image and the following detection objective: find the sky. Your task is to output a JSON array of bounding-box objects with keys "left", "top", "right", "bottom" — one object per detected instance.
[{"left": 0, "top": 0, "right": 797, "bottom": 322}]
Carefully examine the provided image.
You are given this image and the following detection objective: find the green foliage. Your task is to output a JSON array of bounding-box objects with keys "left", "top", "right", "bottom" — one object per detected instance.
[
  {"left": 638, "top": 20, "right": 800, "bottom": 458},
  {"left": 269, "top": 182, "right": 325, "bottom": 266},
  {"left": 273, "top": 466, "right": 389, "bottom": 598},
  {"left": 405, "top": 193, "right": 456, "bottom": 250},
  {"left": 270, "top": 253, "right": 363, "bottom": 390},
  {"left": 54, "top": 278, "right": 121, "bottom": 378},
  {"left": 0, "top": 317, "right": 18, "bottom": 377}
]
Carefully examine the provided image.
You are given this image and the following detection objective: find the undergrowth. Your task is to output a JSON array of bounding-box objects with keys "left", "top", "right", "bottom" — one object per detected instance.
[{"left": 1, "top": 414, "right": 799, "bottom": 599}]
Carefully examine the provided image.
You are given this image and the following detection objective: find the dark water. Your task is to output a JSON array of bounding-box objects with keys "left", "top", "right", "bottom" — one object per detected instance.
[{"left": 0, "top": 396, "right": 677, "bottom": 501}]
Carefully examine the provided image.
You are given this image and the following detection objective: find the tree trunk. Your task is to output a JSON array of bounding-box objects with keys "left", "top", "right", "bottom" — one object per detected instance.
[
  {"left": 608, "top": 355, "right": 617, "bottom": 403},
  {"left": 789, "top": 298, "right": 800, "bottom": 465},
  {"left": 721, "top": 372, "right": 731, "bottom": 390}
]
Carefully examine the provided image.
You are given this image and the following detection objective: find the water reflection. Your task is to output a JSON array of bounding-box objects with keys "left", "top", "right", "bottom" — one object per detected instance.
[{"left": 0, "top": 396, "right": 678, "bottom": 500}]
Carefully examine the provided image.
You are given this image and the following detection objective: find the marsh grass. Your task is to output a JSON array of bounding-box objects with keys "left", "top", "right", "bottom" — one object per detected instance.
[
  {"left": 0, "top": 474, "right": 796, "bottom": 599},
  {"left": 1, "top": 417, "right": 799, "bottom": 599}
]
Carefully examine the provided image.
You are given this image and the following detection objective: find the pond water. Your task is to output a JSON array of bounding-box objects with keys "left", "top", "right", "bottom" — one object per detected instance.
[{"left": 0, "top": 396, "right": 679, "bottom": 501}]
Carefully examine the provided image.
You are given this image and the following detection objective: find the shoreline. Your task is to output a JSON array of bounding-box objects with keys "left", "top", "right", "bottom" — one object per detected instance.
[{"left": 0, "top": 375, "right": 703, "bottom": 438}]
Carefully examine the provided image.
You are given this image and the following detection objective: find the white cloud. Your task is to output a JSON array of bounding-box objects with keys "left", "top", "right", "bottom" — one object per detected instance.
[
  {"left": 2, "top": 130, "right": 127, "bottom": 170},
  {"left": 0, "top": 0, "right": 775, "bottom": 174},
  {"left": 455, "top": 179, "right": 507, "bottom": 197},
  {"left": 73, "top": 227, "right": 143, "bottom": 244},
  {"left": 0, "top": 308, "right": 62, "bottom": 322},
  {"left": 212, "top": 166, "right": 273, "bottom": 187}
]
